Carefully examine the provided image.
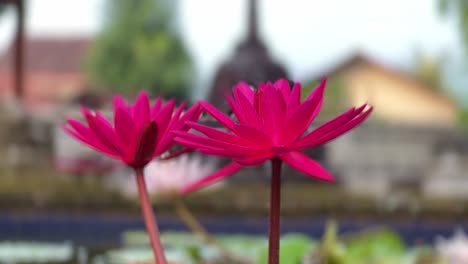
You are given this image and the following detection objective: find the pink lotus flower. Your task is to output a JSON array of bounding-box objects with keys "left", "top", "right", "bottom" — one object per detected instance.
[
  {"left": 121, "top": 154, "right": 218, "bottom": 198},
  {"left": 64, "top": 91, "right": 201, "bottom": 169},
  {"left": 63, "top": 91, "right": 201, "bottom": 264},
  {"left": 175, "top": 78, "right": 372, "bottom": 192}
]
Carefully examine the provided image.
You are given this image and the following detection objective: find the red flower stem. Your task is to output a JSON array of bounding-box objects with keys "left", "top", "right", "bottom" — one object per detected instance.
[
  {"left": 134, "top": 168, "right": 168, "bottom": 264},
  {"left": 268, "top": 158, "right": 282, "bottom": 264}
]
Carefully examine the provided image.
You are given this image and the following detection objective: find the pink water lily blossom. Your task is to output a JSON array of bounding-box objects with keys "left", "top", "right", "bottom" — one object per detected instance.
[
  {"left": 175, "top": 78, "right": 373, "bottom": 193},
  {"left": 64, "top": 91, "right": 201, "bottom": 169},
  {"left": 64, "top": 90, "right": 201, "bottom": 264},
  {"left": 121, "top": 154, "right": 219, "bottom": 198}
]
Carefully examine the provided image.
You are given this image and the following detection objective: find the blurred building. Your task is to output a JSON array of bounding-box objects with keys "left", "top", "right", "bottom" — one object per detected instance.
[
  {"left": 308, "top": 54, "right": 457, "bottom": 127},
  {"left": 0, "top": 37, "right": 91, "bottom": 117},
  {"left": 209, "top": 0, "right": 288, "bottom": 110},
  {"left": 304, "top": 54, "right": 467, "bottom": 201}
]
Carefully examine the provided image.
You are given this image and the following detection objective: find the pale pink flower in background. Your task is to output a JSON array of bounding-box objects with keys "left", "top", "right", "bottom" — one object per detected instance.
[
  {"left": 122, "top": 154, "right": 219, "bottom": 198},
  {"left": 436, "top": 228, "right": 468, "bottom": 264}
]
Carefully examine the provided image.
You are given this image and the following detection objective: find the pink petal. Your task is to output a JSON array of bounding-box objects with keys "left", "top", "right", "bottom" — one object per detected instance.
[
  {"left": 67, "top": 119, "right": 119, "bottom": 155},
  {"left": 200, "top": 101, "right": 235, "bottom": 131},
  {"left": 234, "top": 89, "right": 261, "bottom": 129},
  {"left": 154, "top": 99, "right": 175, "bottom": 140},
  {"left": 304, "top": 106, "right": 373, "bottom": 147},
  {"left": 174, "top": 131, "right": 258, "bottom": 151},
  {"left": 280, "top": 150, "right": 334, "bottom": 181},
  {"left": 274, "top": 79, "right": 291, "bottom": 104},
  {"left": 261, "top": 84, "right": 285, "bottom": 142},
  {"left": 198, "top": 147, "right": 262, "bottom": 157},
  {"left": 114, "top": 107, "right": 137, "bottom": 149},
  {"left": 285, "top": 82, "right": 301, "bottom": 121},
  {"left": 233, "top": 124, "right": 273, "bottom": 147},
  {"left": 227, "top": 95, "right": 248, "bottom": 124},
  {"left": 86, "top": 113, "right": 126, "bottom": 155},
  {"left": 233, "top": 82, "right": 254, "bottom": 104},
  {"left": 132, "top": 91, "right": 151, "bottom": 130},
  {"left": 131, "top": 121, "right": 158, "bottom": 167},
  {"left": 63, "top": 124, "right": 120, "bottom": 158},
  {"left": 113, "top": 95, "right": 127, "bottom": 112},
  {"left": 150, "top": 97, "right": 163, "bottom": 119},
  {"left": 181, "top": 162, "right": 243, "bottom": 194},
  {"left": 155, "top": 103, "right": 201, "bottom": 155},
  {"left": 293, "top": 107, "right": 356, "bottom": 148},
  {"left": 304, "top": 77, "right": 327, "bottom": 102},
  {"left": 186, "top": 121, "right": 251, "bottom": 147},
  {"left": 283, "top": 95, "right": 322, "bottom": 144}
]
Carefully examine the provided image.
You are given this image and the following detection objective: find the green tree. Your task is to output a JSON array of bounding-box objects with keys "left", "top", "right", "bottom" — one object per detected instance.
[
  {"left": 86, "top": 0, "right": 193, "bottom": 100},
  {"left": 440, "top": 0, "right": 468, "bottom": 51},
  {"left": 440, "top": 0, "right": 468, "bottom": 129}
]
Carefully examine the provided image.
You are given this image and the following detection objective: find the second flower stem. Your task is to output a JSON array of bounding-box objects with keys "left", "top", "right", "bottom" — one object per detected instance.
[
  {"left": 134, "top": 168, "right": 167, "bottom": 264},
  {"left": 174, "top": 196, "right": 242, "bottom": 263},
  {"left": 268, "top": 159, "right": 282, "bottom": 264}
]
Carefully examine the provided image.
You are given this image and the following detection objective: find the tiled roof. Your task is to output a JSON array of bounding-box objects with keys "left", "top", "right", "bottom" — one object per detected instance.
[{"left": 0, "top": 37, "right": 92, "bottom": 72}]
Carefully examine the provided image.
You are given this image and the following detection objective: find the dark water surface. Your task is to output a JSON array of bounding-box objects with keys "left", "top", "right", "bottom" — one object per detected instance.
[{"left": 0, "top": 212, "right": 465, "bottom": 246}]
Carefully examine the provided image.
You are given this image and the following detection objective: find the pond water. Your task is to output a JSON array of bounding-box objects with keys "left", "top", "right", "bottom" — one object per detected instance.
[{"left": 0, "top": 212, "right": 465, "bottom": 247}]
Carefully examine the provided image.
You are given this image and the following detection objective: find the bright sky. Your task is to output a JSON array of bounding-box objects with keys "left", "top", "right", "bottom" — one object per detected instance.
[{"left": 0, "top": 0, "right": 466, "bottom": 102}]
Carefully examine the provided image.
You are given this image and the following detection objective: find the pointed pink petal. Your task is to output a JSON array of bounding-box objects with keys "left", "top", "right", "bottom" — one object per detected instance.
[
  {"left": 86, "top": 113, "right": 126, "bottom": 155},
  {"left": 113, "top": 95, "right": 127, "bottom": 112},
  {"left": 261, "top": 85, "right": 285, "bottom": 142},
  {"left": 154, "top": 99, "right": 175, "bottom": 139},
  {"left": 227, "top": 95, "right": 248, "bottom": 124},
  {"left": 160, "top": 101, "right": 187, "bottom": 140},
  {"left": 234, "top": 151, "right": 273, "bottom": 166},
  {"left": 304, "top": 77, "right": 327, "bottom": 102},
  {"left": 198, "top": 147, "right": 262, "bottom": 157},
  {"left": 233, "top": 124, "right": 273, "bottom": 147},
  {"left": 200, "top": 101, "right": 235, "bottom": 131},
  {"left": 234, "top": 89, "right": 261, "bottom": 129},
  {"left": 150, "top": 97, "right": 163, "bottom": 119},
  {"left": 186, "top": 121, "right": 251, "bottom": 146},
  {"left": 293, "top": 107, "right": 356, "bottom": 148},
  {"left": 114, "top": 107, "right": 137, "bottom": 149},
  {"left": 285, "top": 82, "right": 301, "bottom": 121},
  {"left": 155, "top": 103, "right": 201, "bottom": 155},
  {"left": 181, "top": 162, "right": 243, "bottom": 194},
  {"left": 174, "top": 131, "right": 258, "bottom": 151},
  {"left": 233, "top": 82, "right": 254, "bottom": 104},
  {"left": 274, "top": 79, "right": 291, "bottom": 103},
  {"left": 280, "top": 150, "right": 334, "bottom": 181},
  {"left": 130, "top": 121, "right": 158, "bottom": 167},
  {"left": 283, "top": 95, "right": 322, "bottom": 144},
  {"left": 303, "top": 106, "right": 373, "bottom": 147},
  {"left": 132, "top": 91, "right": 150, "bottom": 129},
  {"left": 63, "top": 123, "right": 120, "bottom": 158}
]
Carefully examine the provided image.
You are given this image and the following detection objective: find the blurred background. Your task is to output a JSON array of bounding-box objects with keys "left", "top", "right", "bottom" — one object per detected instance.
[{"left": 0, "top": 0, "right": 467, "bottom": 263}]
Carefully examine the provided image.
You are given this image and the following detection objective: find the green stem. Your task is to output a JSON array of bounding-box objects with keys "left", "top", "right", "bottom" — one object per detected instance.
[
  {"left": 134, "top": 168, "right": 167, "bottom": 264},
  {"left": 174, "top": 197, "right": 244, "bottom": 263},
  {"left": 268, "top": 159, "right": 282, "bottom": 264}
]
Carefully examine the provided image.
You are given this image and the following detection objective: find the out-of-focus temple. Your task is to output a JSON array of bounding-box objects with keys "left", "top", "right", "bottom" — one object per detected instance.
[{"left": 208, "top": 0, "right": 288, "bottom": 110}]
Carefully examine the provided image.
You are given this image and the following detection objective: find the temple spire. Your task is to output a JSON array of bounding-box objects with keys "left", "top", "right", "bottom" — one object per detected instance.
[{"left": 247, "top": 0, "right": 259, "bottom": 43}]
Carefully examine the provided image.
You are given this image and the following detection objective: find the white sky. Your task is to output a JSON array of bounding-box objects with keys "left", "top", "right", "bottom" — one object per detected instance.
[{"left": 0, "top": 0, "right": 466, "bottom": 102}]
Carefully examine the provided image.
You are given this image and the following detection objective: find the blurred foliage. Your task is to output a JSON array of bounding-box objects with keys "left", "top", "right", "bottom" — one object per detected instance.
[
  {"left": 256, "top": 234, "right": 315, "bottom": 264},
  {"left": 440, "top": 0, "right": 468, "bottom": 53},
  {"left": 413, "top": 52, "right": 444, "bottom": 90},
  {"left": 86, "top": 0, "right": 193, "bottom": 100},
  {"left": 458, "top": 108, "right": 468, "bottom": 131},
  {"left": 112, "top": 226, "right": 443, "bottom": 263}
]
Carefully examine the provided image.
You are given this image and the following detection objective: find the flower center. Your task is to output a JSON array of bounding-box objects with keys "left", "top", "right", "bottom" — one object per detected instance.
[{"left": 271, "top": 145, "right": 287, "bottom": 156}]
